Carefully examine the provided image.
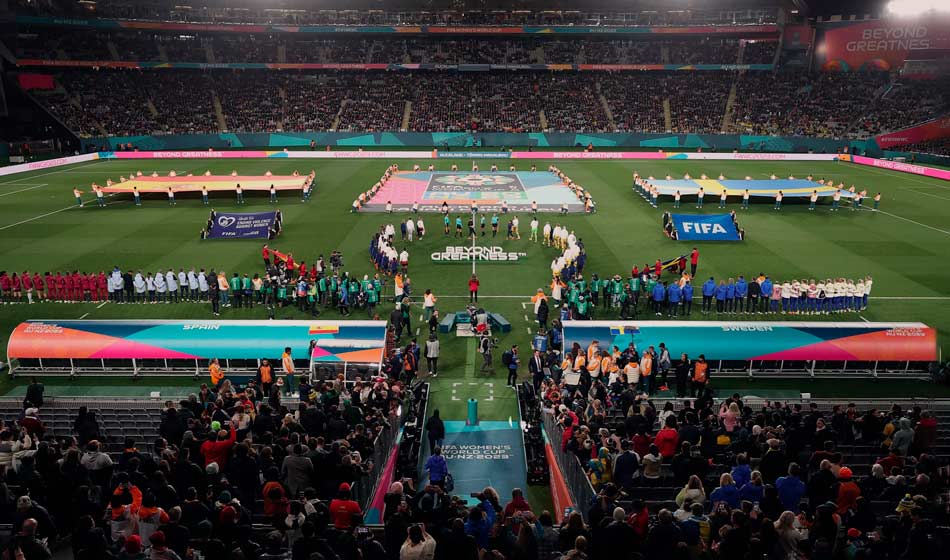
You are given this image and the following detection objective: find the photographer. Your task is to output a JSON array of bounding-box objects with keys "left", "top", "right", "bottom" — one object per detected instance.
[{"left": 479, "top": 334, "right": 494, "bottom": 373}]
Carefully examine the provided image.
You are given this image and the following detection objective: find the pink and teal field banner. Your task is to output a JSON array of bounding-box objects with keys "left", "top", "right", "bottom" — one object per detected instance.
[{"left": 841, "top": 154, "right": 950, "bottom": 181}]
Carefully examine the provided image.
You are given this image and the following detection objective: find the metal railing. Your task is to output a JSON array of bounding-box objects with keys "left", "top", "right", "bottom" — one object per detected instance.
[{"left": 541, "top": 410, "right": 595, "bottom": 520}]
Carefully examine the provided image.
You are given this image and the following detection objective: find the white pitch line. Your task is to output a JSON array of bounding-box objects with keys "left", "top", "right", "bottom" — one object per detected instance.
[
  {"left": 0, "top": 160, "right": 103, "bottom": 184},
  {"left": 909, "top": 189, "right": 950, "bottom": 202},
  {"left": 0, "top": 194, "right": 122, "bottom": 231},
  {"left": 859, "top": 315, "right": 870, "bottom": 323},
  {"left": 78, "top": 313, "right": 90, "bottom": 319},
  {"left": 862, "top": 207, "right": 950, "bottom": 236},
  {"left": 870, "top": 296, "right": 950, "bottom": 300},
  {"left": 0, "top": 183, "right": 49, "bottom": 197},
  {"left": 0, "top": 204, "right": 78, "bottom": 231},
  {"left": 96, "top": 301, "right": 109, "bottom": 309}
]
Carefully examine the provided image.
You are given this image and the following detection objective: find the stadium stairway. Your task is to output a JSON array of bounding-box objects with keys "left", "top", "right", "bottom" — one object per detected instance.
[
  {"left": 212, "top": 92, "right": 227, "bottom": 131},
  {"left": 721, "top": 82, "right": 738, "bottom": 133},
  {"left": 402, "top": 101, "right": 412, "bottom": 131},
  {"left": 598, "top": 91, "right": 617, "bottom": 132}
]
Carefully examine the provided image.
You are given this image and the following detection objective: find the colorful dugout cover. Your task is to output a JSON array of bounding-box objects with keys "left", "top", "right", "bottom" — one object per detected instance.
[
  {"left": 563, "top": 321, "right": 937, "bottom": 362},
  {"left": 670, "top": 214, "right": 740, "bottom": 241},
  {"left": 207, "top": 211, "right": 276, "bottom": 239},
  {"left": 6, "top": 320, "right": 387, "bottom": 365}
]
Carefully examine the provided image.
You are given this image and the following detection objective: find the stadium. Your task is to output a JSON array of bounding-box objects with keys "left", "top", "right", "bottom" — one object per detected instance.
[{"left": 0, "top": 0, "right": 949, "bottom": 558}]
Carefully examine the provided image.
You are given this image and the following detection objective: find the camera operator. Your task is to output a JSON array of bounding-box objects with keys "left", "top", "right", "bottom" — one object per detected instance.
[{"left": 478, "top": 333, "right": 494, "bottom": 373}]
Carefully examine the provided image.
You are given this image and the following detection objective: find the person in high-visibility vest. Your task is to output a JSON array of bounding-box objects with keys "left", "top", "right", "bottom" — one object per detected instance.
[
  {"left": 691, "top": 354, "right": 709, "bottom": 398},
  {"left": 209, "top": 358, "right": 224, "bottom": 388},
  {"left": 640, "top": 349, "right": 654, "bottom": 395},
  {"left": 282, "top": 347, "right": 295, "bottom": 396},
  {"left": 257, "top": 359, "right": 274, "bottom": 398}
]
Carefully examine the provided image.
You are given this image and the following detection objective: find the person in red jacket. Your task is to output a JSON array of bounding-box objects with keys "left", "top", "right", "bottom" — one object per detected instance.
[
  {"left": 55, "top": 272, "right": 67, "bottom": 302},
  {"left": 502, "top": 488, "right": 533, "bottom": 522},
  {"left": 33, "top": 272, "right": 45, "bottom": 302},
  {"left": 654, "top": 416, "right": 680, "bottom": 459},
  {"left": 200, "top": 426, "right": 237, "bottom": 469},
  {"left": 654, "top": 259, "right": 662, "bottom": 278},
  {"left": 835, "top": 466, "right": 861, "bottom": 515},
  {"left": 690, "top": 247, "right": 699, "bottom": 276},
  {"left": 329, "top": 482, "right": 362, "bottom": 529},
  {"left": 97, "top": 271, "right": 108, "bottom": 301},
  {"left": 468, "top": 274, "right": 480, "bottom": 303},
  {"left": 21, "top": 271, "right": 33, "bottom": 304}
]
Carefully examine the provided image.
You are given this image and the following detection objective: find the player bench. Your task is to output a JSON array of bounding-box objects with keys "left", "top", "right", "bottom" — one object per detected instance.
[
  {"left": 438, "top": 313, "right": 457, "bottom": 333},
  {"left": 488, "top": 313, "right": 511, "bottom": 333}
]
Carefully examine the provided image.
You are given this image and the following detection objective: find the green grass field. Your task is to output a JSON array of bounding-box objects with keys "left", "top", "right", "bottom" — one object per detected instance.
[{"left": 1, "top": 155, "right": 949, "bottom": 421}]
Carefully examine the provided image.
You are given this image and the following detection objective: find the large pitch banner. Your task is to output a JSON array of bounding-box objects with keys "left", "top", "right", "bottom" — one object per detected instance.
[
  {"left": 562, "top": 321, "right": 937, "bottom": 363},
  {"left": 816, "top": 17, "right": 950, "bottom": 71},
  {"left": 208, "top": 211, "right": 276, "bottom": 239},
  {"left": 671, "top": 214, "right": 740, "bottom": 241}
]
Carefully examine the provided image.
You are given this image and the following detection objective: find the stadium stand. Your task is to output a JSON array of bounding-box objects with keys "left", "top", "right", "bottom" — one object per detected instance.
[{"left": 31, "top": 69, "right": 946, "bottom": 139}]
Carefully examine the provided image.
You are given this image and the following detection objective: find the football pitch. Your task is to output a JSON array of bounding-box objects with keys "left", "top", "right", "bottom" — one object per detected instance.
[{"left": 1, "top": 155, "right": 949, "bottom": 414}]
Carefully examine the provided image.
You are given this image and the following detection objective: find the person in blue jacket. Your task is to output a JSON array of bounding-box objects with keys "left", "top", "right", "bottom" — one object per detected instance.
[
  {"left": 709, "top": 472, "right": 741, "bottom": 509},
  {"left": 424, "top": 446, "right": 449, "bottom": 489},
  {"left": 715, "top": 281, "right": 728, "bottom": 314},
  {"left": 652, "top": 281, "right": 666, "bottom": 316},
  {"left": 683, "top": 281, "right": 694, "bottom": 316},
  {"left": 735, "top": 276, "right": 748, "bottom": 314},
  {"left": 760, "top": 276, "right": 773, "bottom": 314},
  {"left": 725, "top": 278, "right": 736, "bottom": 313},
  {"left": 702, "top": 277, "right": 716, "bottom": 315},
  {"left": 775, "top": 463, "right": 807, "bottom": 513},
  {"left": 668, "top": 282, "right": 682, "bottom": 317}
]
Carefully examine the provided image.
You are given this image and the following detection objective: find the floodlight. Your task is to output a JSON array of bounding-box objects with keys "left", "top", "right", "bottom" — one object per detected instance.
[{"left": 886, "top": 0, "right": 950, "bottom": 16}]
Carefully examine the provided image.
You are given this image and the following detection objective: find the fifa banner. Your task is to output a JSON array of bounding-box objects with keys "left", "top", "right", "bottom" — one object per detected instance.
[
  {"left": 562, "top": 321, "right": 938, "bottom": 363},
  {"left": 207, "top": 211, "right": 275, "bottom": 239},
  {"left": 815, "top": 17, "right": 950, "bottom": 71},
  {"left": 6, "top": 320, "right": 387, "bottom": 364},
  {"left": 874, "top": 114, "right": 950, "bottom": 150},
  {"left": 671, "top": 214, "right": 740, "bottom": 241}
]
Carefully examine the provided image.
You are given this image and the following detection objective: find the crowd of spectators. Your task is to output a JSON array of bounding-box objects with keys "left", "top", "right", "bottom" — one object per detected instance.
[
  {"left": 34, "top": 69, "right": 945, "bottom": 140},
  {"left": 535, "top": 346, "right": 949, "bottom": 559},
  {"left": 1, "top": 369, "right": 405, "bottom": 560},
  {"left": 16, "top": 0, "right": 778, "bottom": 27},
  {"left": 741, "top": 40, "right": 777, "bottom": 64},
  {"left": 14, "top": 31, "right": 770, "bottom": 66},
  {"left": 666, "top": 73, "right": 733, "bottom": 134},
  {"left": 540, "top": 75, "right": 610, "bottom": 133},
  {"left": 852, "top": 79, "right": 950, "bottom": 137},
  {"left": 903, "top": 138, "right": 950, "bottom": 156},
  {"left": 732, "top": 72, "right": 890, "bottom": 138}
]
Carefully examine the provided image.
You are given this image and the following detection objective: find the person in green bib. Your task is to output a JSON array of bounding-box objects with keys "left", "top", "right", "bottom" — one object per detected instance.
[
  {"left": 307, "top": 282, "right": 318, "bottom": 316},
  {"left": 611, "top": 276, "right": 624, "bottom": 308},
  {"left": 589, "top": 274, "right": 601, "bottom": 308},
  {"left": 242, "top": 274, "right": 253, "bottom": 308},
  {"left": 576, "top": 295, "right": 589, "bottom": 319},
  {"left": 230, "top": 273, "right": 242, "bottom": 308},
  {"left": 366, "top": 282, "right": 378, "bottom": 318},
  {"left": 318, "top": 275, "right": 328, "bottom": 306}
]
